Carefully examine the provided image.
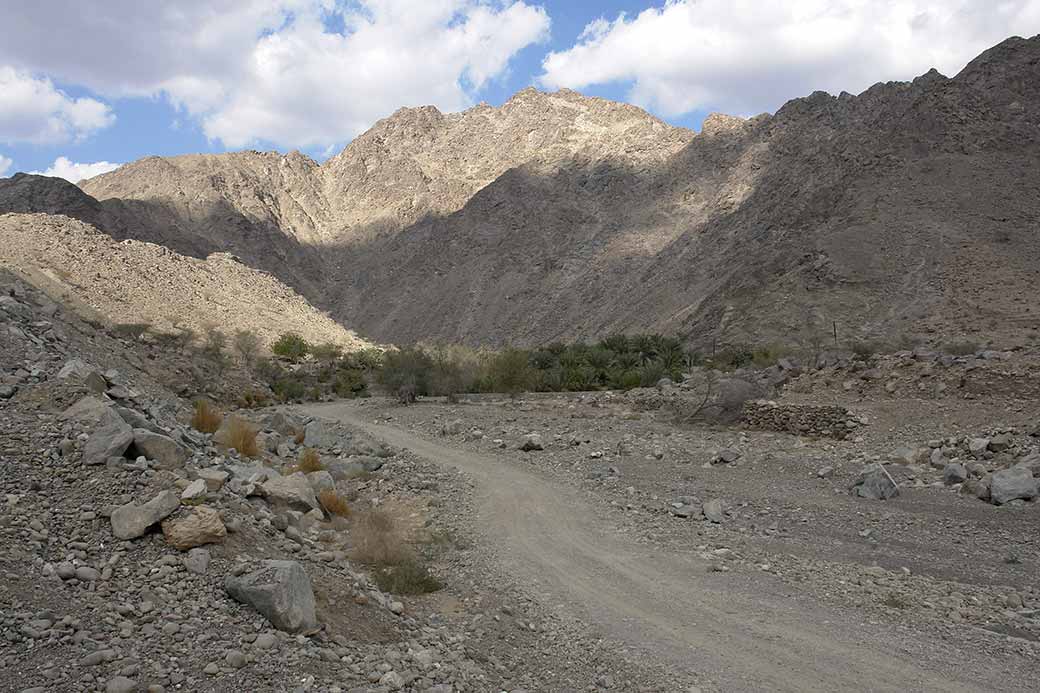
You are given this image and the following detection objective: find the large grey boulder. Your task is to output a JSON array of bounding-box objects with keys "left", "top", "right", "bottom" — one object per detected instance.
[
  {"left": 852, "top": 463, "right": 900, "bottom": 500},
  {"left": 83, "top": 413, "right": 133, "bottom": 465},
  {"left": 60, "top": 395, "right": 112, "bottom": 424},
  {"left": 225, "top": 560, "right": 318, "bottom": 633},
  {"left": 130, "top": 429, "right": 192, "bottom": 468},
  {"left": 990, "top": 467, "right": 1039, "bottom": 505},
  {"left": 110, "top": 490, "right": 180, "bottom": 539},
  {"left": 260, "top": 472, "right": 319, "bottom": 511}
]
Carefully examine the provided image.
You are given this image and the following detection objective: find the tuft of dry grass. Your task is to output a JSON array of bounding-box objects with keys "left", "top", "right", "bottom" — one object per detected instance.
[
  {"left": 318, "top": 488, "right": 350, "bottom": 517},
  {"left": 191, "top": 399, "right": 223, "bottom": 434},
  {"left": 353, "top": 510, "right": 410, "bottom": 565},
  {"left": 296, "top": 447, "right": 324, "bottom": 473},
  {"left": 225, "top": 416, "right": 259, "bottom": 458}
]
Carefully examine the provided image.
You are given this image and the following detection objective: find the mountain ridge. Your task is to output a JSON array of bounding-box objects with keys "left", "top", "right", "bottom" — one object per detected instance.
[{"left": 3, "top": 35, "right": 1039, "bottom": 349}]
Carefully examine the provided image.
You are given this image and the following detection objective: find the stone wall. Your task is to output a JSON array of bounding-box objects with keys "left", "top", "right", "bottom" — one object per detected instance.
[{"left": 741, "top": 400, "right": 865, "bottom": 439}]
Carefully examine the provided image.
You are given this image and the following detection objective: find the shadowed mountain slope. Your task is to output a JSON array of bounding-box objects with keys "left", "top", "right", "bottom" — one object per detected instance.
[{"left": 3, "top": 36, "right": 1039, "bottom": 349}]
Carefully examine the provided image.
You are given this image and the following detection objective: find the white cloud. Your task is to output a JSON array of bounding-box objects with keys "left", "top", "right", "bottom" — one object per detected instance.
[
  {"left": 0, "top": 67, "right": 114, "bottom": 144},
  {"left": 31, "top": 157, "right": 122, "bottom": 183},
  {"left": 540, "top": 0, "right": 1040, "bottom": 119},
  {"left": 0, "top": 155, "right": 12, "bottom": 176},
  {"left": 0, "top": 1, "right": 549, "bottom": 149}
]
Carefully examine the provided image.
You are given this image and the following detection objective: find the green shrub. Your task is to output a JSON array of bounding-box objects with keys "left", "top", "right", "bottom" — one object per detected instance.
[
  {"left": 310, "top": 342, "right": 343, "bottom": 362},
  {"left": 272, "top": 332, "right": 311, "bottom": 362},
  {"left": 273, "top": 377, "right": 306, "bottom": 402},
  {"left": 378, "top": 347, "right": 434, "bottom": 396},
  {"left": 486, "top": 348, "right": 536, "bottom": 394}
]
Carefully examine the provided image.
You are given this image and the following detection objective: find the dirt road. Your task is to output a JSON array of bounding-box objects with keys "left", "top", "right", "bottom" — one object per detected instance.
[{"left": 312, "top": 402, "right": 1026, "bottom": 692}]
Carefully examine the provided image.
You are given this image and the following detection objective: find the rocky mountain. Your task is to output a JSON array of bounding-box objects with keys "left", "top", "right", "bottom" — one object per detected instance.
[
  {"left": 0, "top": 212, "right": 368, "bottom": 350},
  {"left": 3, "top": 35, "right": 1039, "bottom": 350}
]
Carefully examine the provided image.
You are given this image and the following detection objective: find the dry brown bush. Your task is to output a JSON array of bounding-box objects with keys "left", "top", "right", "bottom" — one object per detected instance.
[
  {"left": 318, "top": 488, "right": 350, "bottom": 517},
  {"left": 296, "top": 448, "right": 324, "bottom": 473},
  {"left": 191, "top": 399, "right": 223, "bottom": 433},
  {"left": 353, "top": 510, "right": 410, "bottom": 565},
  {"left": 225, "top": 416, "right": 259, "bottom": 457}
]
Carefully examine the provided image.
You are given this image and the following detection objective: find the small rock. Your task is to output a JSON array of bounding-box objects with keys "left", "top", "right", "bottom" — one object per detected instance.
[{"left": 519, "top": 433, "right": 544, "bottom": 452}]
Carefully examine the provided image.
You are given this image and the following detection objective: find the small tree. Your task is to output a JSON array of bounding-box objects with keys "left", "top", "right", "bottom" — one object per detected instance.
[
  {"left": 201, "top": 326, "right": 230, "bottom": 374},
  {"left": 233, "top": 330, "right": 262, "bottom": 371},
  {"left": 272, "top": 332, "right": 310, "bottom": 362}
]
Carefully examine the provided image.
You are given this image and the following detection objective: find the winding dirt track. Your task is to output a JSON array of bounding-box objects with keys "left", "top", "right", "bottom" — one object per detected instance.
[{"left": 311, "top": 403, "right": 1019, "bottom": 692}]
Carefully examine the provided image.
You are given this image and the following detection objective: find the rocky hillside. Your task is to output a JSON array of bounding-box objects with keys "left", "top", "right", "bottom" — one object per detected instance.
[
  {"left": 4, "top": 36, "right": 1040, "bottom": 350},
  {"left": 0, "top": 213, "right": 368, "bottom": 350}
]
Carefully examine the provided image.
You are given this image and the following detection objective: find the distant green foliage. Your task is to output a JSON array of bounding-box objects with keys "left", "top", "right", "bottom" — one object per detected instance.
[
  {"left": 374, "top": 334, "right": 701, "bottom": 399},
  {"left": 272, "top": 332, "right": 311, "bottom": 362}
]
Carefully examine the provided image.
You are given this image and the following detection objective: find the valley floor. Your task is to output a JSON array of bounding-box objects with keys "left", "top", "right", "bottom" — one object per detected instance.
[{"left": 305, "top": 390, "right": 1039, "bottom": 692}]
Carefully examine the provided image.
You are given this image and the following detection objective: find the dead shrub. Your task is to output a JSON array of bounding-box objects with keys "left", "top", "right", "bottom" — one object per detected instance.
[
  {"left": 225, "top": 416, "right": 259, "bottom": 458},
  {"left": 353, "top": 510, "right": 410, "bottom": 566},
  {"left": 296, "top": 447, "right": 324, "bottom": 473},
  {"left": 318, "top": 488, "right": 350, "bottom": 517},
  {"left": 191, "top": 399, "right": 223, "bottom": 434}
]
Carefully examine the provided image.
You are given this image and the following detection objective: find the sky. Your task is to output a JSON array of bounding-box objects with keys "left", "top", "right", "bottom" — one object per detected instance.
[{"left": 1, "top": 0, "right": 1038, "bottom": 182}]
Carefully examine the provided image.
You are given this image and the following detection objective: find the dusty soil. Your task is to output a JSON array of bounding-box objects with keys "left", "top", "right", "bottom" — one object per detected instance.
[{"left": 306, "top": 389, "right": 1040, "bottom": 692}]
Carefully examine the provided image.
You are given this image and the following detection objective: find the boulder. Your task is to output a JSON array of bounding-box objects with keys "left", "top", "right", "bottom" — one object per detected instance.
[
  {"left": 181, "top": 479, "right": 207, "bottom": 502},
  {"left": 702, "top": 498, "right": 725, "bottom": 523},
  {"left": 960, "top": 477, "right": 991, "bottom": 501},
  {"left": 197, "top": 468, "right": 230, "bottom": 491},
  {"left": 224, "top": 560, "right": 318, "bottom": 633},
  {"left": 519, "top": 433, "right": 544, "bottom": 452},
  {"left": 306, "top": 470, "right": 335, "bottom": 494},
  {"left": 183, "top": 548, "right": 211, "bottom": 575},
  {"left": 260, "top": 472, "right": 320, "bottom": 510},
  {"left": 60, "top": 395, "right": 112, "bottom": 423},
  {"left": 989, "top": 433, "right": 1013, "bottom": 452},
  {"left": 326, "top": 457, "right": 384, "bottom": 480},
  {"left": 852, "top": 463, "right": 900, "bottom": 500},
  {"left": 129, "top": 429, "right": 192, "bottom": 468},
  {"left": 889, "top": 447, "right": 918, "bottom": 465},
  {"left": 83, "top": 414, "right": 133, "bottom": 465},
  {"left": 302, "top": 420, "right": 330, "bottom": 448},
  {"left": 115, "top": 406, "right": 166, "bottom": 435},
  {"left": 942, "top": 463, "right": 968, "bottom": 485},
  {"left": 110, "top": 490, "right": 180, "bottom": 540},
  {"left": 162, "top": 506, "right": 227, "bottom": 550},
  {"left": 968, "top": 438, "right": 991, "bottom": 456},
  {"left": 265, "top": 411, "right": 303, "bottom": 437},
  {"left": 990, "top": 467, "right": 1039, "bottom": 505},
  {"left": 57, "top": 358, "right": 107, "bottom": 393}
]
